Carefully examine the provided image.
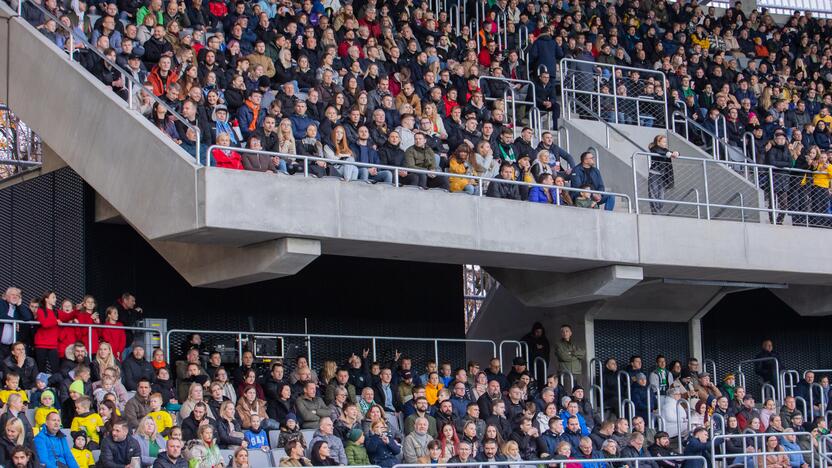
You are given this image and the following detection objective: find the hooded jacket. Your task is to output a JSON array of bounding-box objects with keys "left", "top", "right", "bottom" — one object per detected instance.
[{"left": 34, "top": 426, "right": 79, "bottom": 468}]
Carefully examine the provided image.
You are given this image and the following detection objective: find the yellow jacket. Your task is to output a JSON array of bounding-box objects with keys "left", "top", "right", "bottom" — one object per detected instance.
[
  {"left": 71, "top": 412, "right": 104, "bottom": 444},
  {"left": 449, "top": 158, "right": 475, "bottom": 193},
  {"left": 0, "top": 389, "right": 28, "bottom": 405},
  {"left": 149, "top": 410, "right": 174, "bottom": 436},
  {"left": 72, "top": 448, "right": 95, "bottom": 468},
  {"left": 425, "top": 383, "right": 443, "bottom": 405}
]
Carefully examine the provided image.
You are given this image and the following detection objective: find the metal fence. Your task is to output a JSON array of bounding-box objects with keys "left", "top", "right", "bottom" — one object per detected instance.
[
  {"left": 712, "top": 431, "right": 817, "bottom": 468},
  {"left": 0, "top": 319, "right": 165, "bottom": 353},
  {"left": 560, "top": 58, "right": 669, "bottom": 130},
  {"left": 391, "top": 456, "right": 710, "bottom": 468},
  {"left": 632, "top": 152, "right": 832, "bottom": 226},
  {"left": 0, "top": 104, "right": 42, "bottom": 180}
]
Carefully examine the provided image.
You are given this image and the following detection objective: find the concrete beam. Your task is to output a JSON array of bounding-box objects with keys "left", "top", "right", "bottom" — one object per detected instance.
[
  {"left": 488, "top": 265, "right": 644, "bottom": 307},
  {"left": 94, "top": 192, "right": 125, "bottom": 224},
  {"left": 770, "top": 286, "right": 832, "bottom": 317},
  {"left": 151, "top": 237, "right": 321, "bottom": 288}
]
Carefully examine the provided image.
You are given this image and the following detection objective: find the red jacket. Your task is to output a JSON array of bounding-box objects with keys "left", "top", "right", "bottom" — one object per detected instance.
[
  {"left": 57, "top": 310, "right": 78, "bottom": 356},
  {"left": 211, "top": 148, "right": 244, "bottom": 169},
  {"left": 34, "top": 308, "right": 60, "bottom": 349},
  {"left": 75, "top": 311, "right": 100, "bottom": 355},
  {"left": 100, "top": 321, "right": 127, "bottom": 361}
]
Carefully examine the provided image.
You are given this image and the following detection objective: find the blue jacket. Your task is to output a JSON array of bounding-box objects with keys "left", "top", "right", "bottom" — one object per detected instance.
[
  {"left": 781, "top": 439, "right": 804, "bottom": 468},
  {"left": 365, "top": 434, "right": 401, "bottom": 468},
  {"left": 570, "top": 165, "right": 606, "bottom": 192},
  {"left": 34, "top": 426, "right": 80, "bottom": 468},
  {"left": 528, "top": 186, "right": 565, "bottom": 204},
  {"left": 290, "top": 114, "right": 318, "bottom": 140},
  {"left": 237, "top": 104, "right": 265, "bottom": 140},
  {"left": 559, "top": 411, "right": 589, "bottom": 436},
  {"left": 681, "top": 438, "right": 709, "bottom": 468},
  {"left": 450, "top": 395, "right": 471, "bottom": 418},
  {"left": 528, "top": 34, "right": 561, "bottom": 76},
  {"left": 574, "top": 449, "right": 607, "bottom": 468},
  {"left": 538, "top": 429, "right": 565, "bottom": 457}
]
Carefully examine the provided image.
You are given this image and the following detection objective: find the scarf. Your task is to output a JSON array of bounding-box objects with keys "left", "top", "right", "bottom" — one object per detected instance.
[{"left": 245, "top": 100, "right": 260, "bottom": 132}]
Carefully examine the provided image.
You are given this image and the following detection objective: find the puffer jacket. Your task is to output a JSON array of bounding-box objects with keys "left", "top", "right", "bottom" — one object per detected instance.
[{"left": 404, "top": 145, "right": 436, "bottom": 171}]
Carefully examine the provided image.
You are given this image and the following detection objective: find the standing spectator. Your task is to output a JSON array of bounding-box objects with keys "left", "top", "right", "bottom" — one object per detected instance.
[
  {"left": 754, "top": 339, "right": 780, "bottom": 388},
  {"left": 100, "top": 307, "right": 127, "bottom": 361},
  {"left": 765, "top": 132, "right": 793, "bottom": 225},
  {"left": 34, "top": 292, "right": 61, "bottom": 374},
  {"left": 555, "top": 325, "right": 585, "bottom": 386},
  {"left": 0, "top": 288, "right": 24, "bottom": 360},
  {"left": 114, "top": 292, "right": 143, "bottom": 348},
  {"left": 522, "top": 323, "right": 550, "bottom": 381},
  {"left": 646, "top": 135, "right": 678, "bottom": 214}
]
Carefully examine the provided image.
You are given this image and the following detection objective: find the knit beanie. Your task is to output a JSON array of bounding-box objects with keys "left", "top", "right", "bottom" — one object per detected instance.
[
  {"left": 69, "top": 379, "right": 85, "bottom": 395},
  {"left": 348, "top": 428, "right": 363, "bottom": 442},
  {"left": 40, "top": 389, "right": 55, "bottom": 404}
]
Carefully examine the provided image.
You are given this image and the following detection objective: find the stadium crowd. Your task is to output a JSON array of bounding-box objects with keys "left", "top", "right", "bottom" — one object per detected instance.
[{"left": 0, "top": 287, "right": 830, "bottom": 468}]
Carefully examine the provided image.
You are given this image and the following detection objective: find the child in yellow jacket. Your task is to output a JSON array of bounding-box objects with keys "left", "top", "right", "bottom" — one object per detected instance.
[
  {"left": 71, "top": 431, "right": 96, "bottom": 468},
  {"left": 34, "top": 390, "right": 59, "bottom": 436},
  {"left": 70, "top": 397, "right": 104, "bottom": 449}
]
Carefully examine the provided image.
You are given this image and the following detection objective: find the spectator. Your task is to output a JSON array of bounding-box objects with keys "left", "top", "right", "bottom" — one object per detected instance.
[
  {"left": 308, "top": 417, "right": 347, "bottom": 465},
  {"left": 570, "top": 152, "right": 614, "bottom": 211},
  {"left": 345, "top": 428, "right": 369, "bottom": 465},
  {"left": 296, "top": 381, "right": 331, "bottom": 430},
  {"left": 134, "top": 416, "right": 166, "bottom": 466},
  {"left": 152, "top": 438, "right": 187, "bottom": 468},
  {"left": 0, "top": 289, "right": 25, "bottom": 360},
  {"left": 365, "top": 420, "right": 401, "bottom": 468},
  {"left": 646, "top": 135, "right": 679, "bottom": 214},
  {"left": 125, "top": 379, "right": 153, "bottom": 431},
  {"left": 186, "top": 424, "right": 224, "bottom": 468},
  {"left": 33, "top": 292, "right": 60, "bottom": 374},
  {"left": 556, "top": 325, "right": 585, "bottom": 386},
  {"left": 661, "top": 388, "right": 688, "bottom": 439},
  {"left": 280, "top": 439, "right": 313, "bottom": 467},
  {"left": 402, "top": 416, "right": 432, "bottom": 463},
  {"left": 2, "top": 342, "right": 38, "bottom": 391},
  {"left": 34, "top": 412, "right": 76, "bottom": 468},
  {"left": 123, "top": 345, "right": 155, "bottom": 392}
]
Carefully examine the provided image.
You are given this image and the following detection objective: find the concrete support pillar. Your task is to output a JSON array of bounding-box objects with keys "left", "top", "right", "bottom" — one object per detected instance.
[{"left": 688, "top": 318, "right": 703, "bottom": 362}]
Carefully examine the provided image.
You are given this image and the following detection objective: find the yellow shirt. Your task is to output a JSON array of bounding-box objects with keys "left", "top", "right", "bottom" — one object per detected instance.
[
  {"left": 149, "top": 410, "right": 174, "bottom": 436},
  {"left": 0, "top": 389, "right": 29, "bottom": 405},
  {"left": 72, "top": 448, "right": 95, "bottom": 468},
  {"left": 425, "top": 383, "right": 443, "bottom": 405},
  {"left": 34, "top": 407, "right": 59, "bottom": 435},
  {"left": 814, "top": 165, "right": 832, "bottom": 189},
  {"left": 71, "top": 413, "right": 105, "bottom": 444},
  {"left": 813, "top": 114, "right": 832, "bottom": 126}
]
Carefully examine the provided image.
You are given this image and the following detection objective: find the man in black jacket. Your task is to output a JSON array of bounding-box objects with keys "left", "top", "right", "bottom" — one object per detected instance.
[
  {"left": 153, "top": 438, "right": 188, "bottom": 468},
  {"left": 765, "top": 132, "right": 792, "bottom": 224},
  {"left": 122, "top": 345, "right": 156, "bottom": 391},
  {"left": 2, "top": 342, "right": 38, "bottom": 390},
  {"left": 100, "top": 420, "right": 142, "bottom": 468},
  {"left": 486, "top": 163, "right": 521, "bottom": 200}
]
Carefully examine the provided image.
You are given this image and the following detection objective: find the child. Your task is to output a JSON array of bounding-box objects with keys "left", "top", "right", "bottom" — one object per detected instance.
[
  {"left": 0, "top": 372, "right": 29, "bottom": 406},
  {"left": 70, "top": 396, "right": 104, "bottom": 449},
  {"left": 71, "top": 430, "right": 95, "bottom": 468},
  {"left": 345, "top": 428, "right": 370, "bottom": 465},
  {"left": 34, "top": 390, "right": 59, "bottom": 436},
  {"left": 148, "top": 392, "right": 174, "bottom": 438},
  {"left": 244, "top": 414, "right": 270, "bottom": 451},
  {"left": 574, "top": 185, "right": 599, "bottom": 208},
  {"left": 29, "top": 373, "right": 50, "bottom": 409},
  {"left": 169, "top": 425, "right": 183, "bottom": 441},
  {"left": 277, "top": 413, "right": 305, "bottom": 448},
  {"left": 62, "top": 379, "right": 86, "bottom": 428}
]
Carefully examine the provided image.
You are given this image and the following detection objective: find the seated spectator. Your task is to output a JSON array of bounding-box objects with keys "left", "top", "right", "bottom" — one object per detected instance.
[
  {"left": 100, "top": 419, "right": 142, "bottom": 467},
  {"left": 402, "top": 416, "right": 433, "bottom": 463},
  {"left": 280, "top": 439, "right": 313, "bottom": 467},
  {"left": 308, "top": 417, "right": 347, "bottom": 465},
  {"left": 186, "top": 424, "right": 224, "bottom": 468},
  {"left": 243, "top": 414, "right": 269, "bottom": 450},
  {"left": 134, "top": 416, "right": 166, "bottom": 466},
  {"left": 1, "top": 342, "right": 38, "bottom": 391},
  {"left": 123, "top": 345, "right": 156, "bottom": 392},
  {"left": 365, "top": 420, "right": 401, "bottom": 468},
  {"left": 216, "top": 400, "right": 245, "bottom": 449},
  {"left": 153, "top": 438, "right": 187, "bottom": 468},
  {"left": 569, "top": 152, "right": 614, "bottom": 211},
  {"left": 34, "top": 412, "right": 75, "bottom": 468},
  {"left": 296, "top": 381, "right": 331, "bottom": 430},
  {"left": 125, "top": 379, "right": 153, "bottom": 431}
]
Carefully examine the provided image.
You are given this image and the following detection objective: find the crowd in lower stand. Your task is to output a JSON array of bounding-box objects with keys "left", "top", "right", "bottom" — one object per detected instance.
[{"left": 1, "top": 289, "right": 830, "bottom": 468}]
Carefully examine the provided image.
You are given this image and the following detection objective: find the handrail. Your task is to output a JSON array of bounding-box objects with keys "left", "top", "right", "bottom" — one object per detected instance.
[
  {"left": 477, "top": 75, "right": 537, "bottom": 108},
  {"left": 533, "top": 356, "right": 548, "bottom": 383},
  {"left": 559, "top": 370, "right": 575, "bottom": 392},
  {"left": 18, "top": 0, "right": 201, "bottom": 160},
  {"left": 713, "top": 192, "right": 745, "bottom": 220},
  {"left": 589, "top": 358, "right": 604, "bottom": 417},
  {"left": 710, "top": 412, "right": 726, "bottom": 441},
  {"left": 743, "top": 131, "right": 757, "bottom": 163},
  {"left": 665, "top": 188, "right": 701, "bottom": 218},
  {"left": 391, "top": 455, "right": 710, "bottom": 468},
  {"left": 207, "top": 146, "right": 634, "bottom": 212},
  {"left": 570, "top": 97, "right": 649, "bottom": 153},
  {"left": 810, "top": 382, "right": 828, "bottom": 420},
  {"left": 498, "top": 340, "right": 529, "bottom": 373},
  {"left": 674, "top": 398, "right": 692, "bottom": 451},
  {"left": 620, "top": 398, "right": 635, "bottom": 428},
  {"left": 646, "top": 384, "right": 655, "bottom": 429},
  {"left": 632, "top": 151, "right": 832, "bottom": 224},
  {"left": 0, "top": 318, "right": 164, "bottom": 353},
  {"left": 781, "top": 370, "right": 800, "bottom": 398},
  {"left": 761, "top": 383, "right": 777, "bottom": 404},
  {"left": 795, "top": 396, "right": 809, "bottom": 420},
  {"left": 166, "top": 328, "right": 497, "bottom": 368},
  {"left": 738, "top": 357, "right": 781, "bottom": 403},
  {"left": 711, "top": 431, "right": 816, "bottom": 468},
  {"left": 586, "top": 146, "right": 601, "bottom": 169},
  {"left": 671, "top": 111, "right": 723, "bottom": 160},
  {"left": 703, "top": 359, "right": 718, "bottom": 382},
  {"left": 616, "top": 370, "right": 632, "bottom": 416}
]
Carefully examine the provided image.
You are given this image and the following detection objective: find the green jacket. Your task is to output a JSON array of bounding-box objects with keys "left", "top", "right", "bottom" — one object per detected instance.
[
  {"left": 404, "top": 145, "right": 436, "bottom": 171},
  {"left": 555, "top": 339, "right": 586, "bottom": 375},
  {"left": 345, "top": 441, "right": 370, "bottom": 466}
]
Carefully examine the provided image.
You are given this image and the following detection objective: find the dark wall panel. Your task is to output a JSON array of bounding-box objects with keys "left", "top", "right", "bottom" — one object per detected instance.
[{"left": 594, "top": 320, "right": 690, "bottom": 367}]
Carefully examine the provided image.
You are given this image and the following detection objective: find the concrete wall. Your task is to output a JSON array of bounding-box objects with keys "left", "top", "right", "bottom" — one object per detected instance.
[{"left": 1, "top": 4, "right": 200, "bottom": 240}]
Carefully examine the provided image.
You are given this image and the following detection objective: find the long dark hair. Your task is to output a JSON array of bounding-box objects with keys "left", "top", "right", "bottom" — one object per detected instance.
[{"left": 310, "top": 440, "right": 336, "bottom": 466}]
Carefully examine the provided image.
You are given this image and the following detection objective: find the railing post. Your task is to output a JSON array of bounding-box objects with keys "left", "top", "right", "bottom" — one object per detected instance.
[
  {"left": 433, "top": 340, "right": 439, "bottom": 365},
  {"left": 127, "top": 80, "right": 134, "bottom": 110},
  {"left": 702, "top": 159, "right": 711, "bottom": 220},
  {"left": 371, "top": 338, "right": 377, "bottom": 362},
  {"left": 769, "top": 167, "right": 776, "bottom": 224},
  {"left": 611, "top": 69, "right": 619, "bottom": 124},
  {"left": 68, "top": 33, "right": 74, "bottom": 62}
]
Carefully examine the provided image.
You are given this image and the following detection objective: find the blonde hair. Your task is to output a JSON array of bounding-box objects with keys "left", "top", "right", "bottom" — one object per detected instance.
[
  {"left": 320, "top": 360, "right": 337, "bottom": 384},
  {"left": 96, "top": 342, "right": 116, "bottom": 372},
  {"left": 188, "top": 382, "right": 204, "bottom": 402},
  {"left": 137, "top": 416, "right": 158, "bottom": 439},
  {"left": 4, "top": 417, "right": 24, "bottom": 446},
  {"left": 501, "top": 440, "right": 519, "bottom": 457}
]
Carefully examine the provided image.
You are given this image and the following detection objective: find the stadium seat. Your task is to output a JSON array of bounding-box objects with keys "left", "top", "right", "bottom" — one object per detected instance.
[
  {"left": 248, "top": 449, "right": 275, "bottom": 467},
  {"left": 268, "top": 430, "right": 280, "bottom": 449}
]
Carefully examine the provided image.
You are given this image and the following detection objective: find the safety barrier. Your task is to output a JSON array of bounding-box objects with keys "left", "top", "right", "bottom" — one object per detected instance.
[
  {"left": 165, "top": 328, "right": 498, "bottom": 370},
  {"left": 560, "top": 58, "right": 670, "bottom": 130},
  {"left": 703, "top": 359, "right": 718, "bottom": 383},
  {"left": 711, "top": 431, "right": 817, "bottom": 468},
  {"left": 206, "top": 146, "right": 634, "bottom": 212},
  {"left": 782, "top": 370, "right": 800, "bottom": 398},
  {"left": 532, "top": 356, "right": 548, "bottom": 383},
  {"left": 559, "top": 370, "right": 575, "bottom": 393},
  {"left": 391, "top": 455, "right": 710, "bottom": 468},
  {"left": 810, "top": 382, "right": 828, "bottom": 420},
  {"left": 588, "top": 358, "right": 605, "bottom": 417},
  {"left": 617, "top": 370, "right": 632, "bottom": 416},
  {"left": 0, "top": 318, "right": 164, "bottom": 353},
  {"left": 674, "top": 398, "right": 693, "bottom": 451},
  {"left": 498, "top": 340, "right": 529, "bottom": 373}
]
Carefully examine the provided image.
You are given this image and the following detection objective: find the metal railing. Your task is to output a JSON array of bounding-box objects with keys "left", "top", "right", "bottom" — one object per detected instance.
[
  {"left": 0, "top": 318, "right": 164, "bottom": 353},
  {"left": 757, "top": 0, "right": 832, "bottom": 18},
  {"left": 569, "top": 96, "right": 648, "bottom": 153},
  {"left": 589, "top": 358, "right": 605, "bottom": 417},
  {"left": 166, "top": 329, "right": 497, "bottom": 369},
  {"left": 810, "top": 382, "right": 828, "bottom": 420},
  {"left": 559, "top": 369, "right": 574, "bottom": 392},
  {"left": 477, "top": 75, "right": 542, "bottom": 141},
  {"left": 207, "top": 146, "right": 634, "bottom": 212},
  {"left": 0, "top": 104, "right": 42, "bottom": 179},
  {"left": 533, "top": 356, "right": 548, "bottom": 384},
  {"left": 617, "top": 370, "right": 632, "bottom": 416},
  {"left": 498, "top": 340, "right": 529, "bottom": 373},
  {"left": 391, "top": 455, "right": 710, "bottom": 468},
  {"left": 671, "top": 111, "right": 733, "bottom": 161},
  {"left": 632, "top": 152, "right": 832, "bottom": 226},
  {"left": 560, "top": 58, "right": 670, "bottom": 130},
  {"left": 17, "top": 0, "right": 202, "bottom": 160},
  {"left": 782, "top": 370, "right": 800, "bottom": 398},
  {"left": 711, "top": 431, "right": 816, "bottom": 468},
  {"left": 796, "top": 396, "right": 810, "bottom": 421},
  {"left": 704, "top": 359, "right": 718, "bottom": 383},
  {"left": 674, "top": 398, "right": 692, "bottom": 451},
  {"left": 738, "top": 357, "right": 782, "bottom": 404}
]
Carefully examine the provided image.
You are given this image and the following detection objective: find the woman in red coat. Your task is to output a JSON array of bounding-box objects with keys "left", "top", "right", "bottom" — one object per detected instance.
[
  {"left": 34, "top": 291, "right": 61, "bottom": 373},
  {"left": 99, "top": 306, "right": 127, "bottom": 361},
  {"left": 211, "top": 133, "right": 244, "bottom": 169}
]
